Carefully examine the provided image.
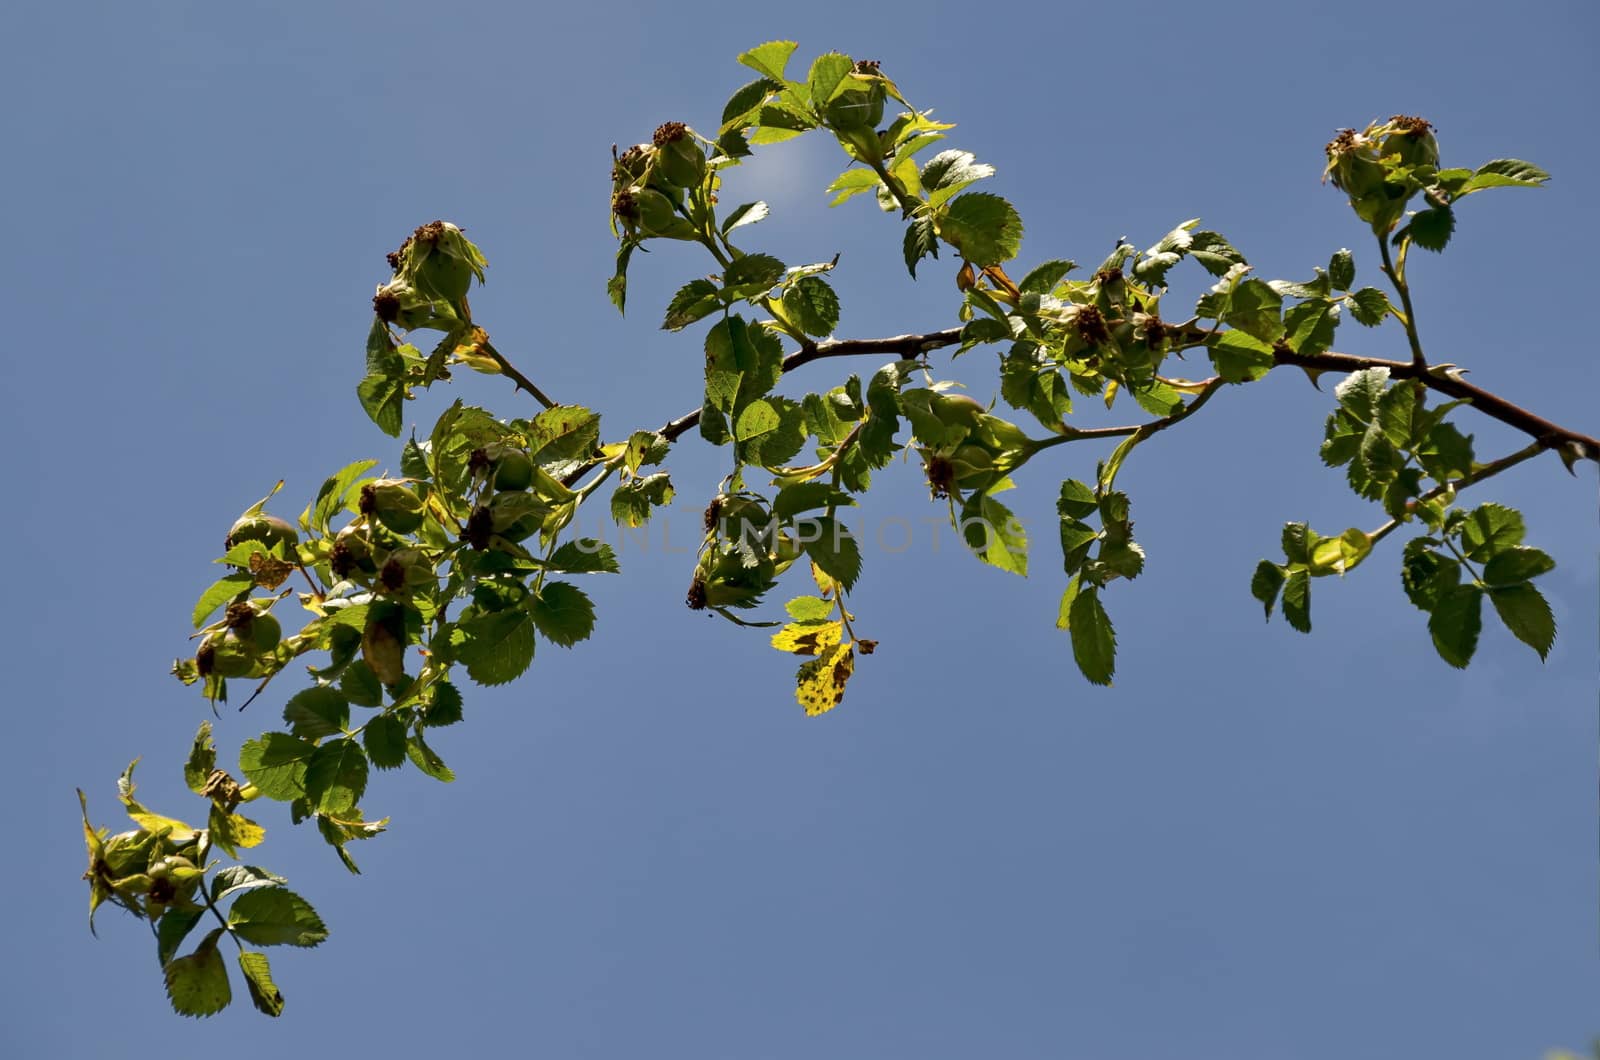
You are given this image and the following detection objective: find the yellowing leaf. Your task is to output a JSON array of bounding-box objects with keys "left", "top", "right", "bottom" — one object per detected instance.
[
  {"left": 796, "top": 643, "right": 855, "bottom": 716},
  {"left": 771, "top": 620, "right": 843, "bottom": 656}
]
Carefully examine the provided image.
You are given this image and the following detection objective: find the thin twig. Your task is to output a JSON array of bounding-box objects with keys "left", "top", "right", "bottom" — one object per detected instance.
[{"left": 479, "top": 339, "right": 559, "bottom": 409}]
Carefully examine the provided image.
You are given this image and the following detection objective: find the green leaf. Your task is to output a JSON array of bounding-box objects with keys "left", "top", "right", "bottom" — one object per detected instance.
[
  {"left": 1210, "top": 331, "right": 1276, "bottom": 383},
  {"left": 164, "top": 930, "right": 231, "bottom": 1017},
  {"left": 1220, "top": 278, "right": 1284, "bottom": 342},
  {"left": 1335, "top": 368, "right": 1390, "bottom": 418},
  {"left": 530, "top": 582, "right": 596, "bottom": 647},
  {"left": 1019, "top": 259, "right": 1076, "bottom": 294},
  {"left": 781, "top": 276, "right": 840, "bottom": 337},
  {"left": 1056, "top": 479, "right": 1098, "bottom": 520},
  {"left": 921, "top": 149, "right": 996, "bottom": 208},
  {"left": 721, "top": 201, "right": 769, "bottom": 234},
  {"left": 1408, "top": 206, "right": 1454, "bottom": 252},
  {"left": 735, "top": 398, "right": 780, "bottom": 441},
  {"left": 938, "top": 192, "right": 1024, "bottom": 267},
  {"left": 312, "top": 458, "right": 380, "bottom": 534},
  {"left": 356, "top": 365, "right": 407, "bottom": 438},
  {"left": 1347, "top": 287, "right": 1393, "bottom": 326},
  {"left": 304, "top": 739, "right": 368, "bottom": 815},
  {"left": 1188, "top": 230, "right": 1246, "bottom": 276},
  {"left": 237, "top": 951, "right": 285, "bottom": 1017},
  {"left": 157, "top": 907, "right": 206, "bottom": 968},
  {"left": 1482, "top": 546, "right": 1555, "bottom": 586},
  {"left": 407, "top": 732, "right": 455, "bottom": 782},
  {"left": 738, "top": 40, "right": 799, "bottom": 83},
  {"left": 828, "top": 168, "right": 881, "bottom": 206},
  {"left": 238, "top": 733, "right": 316, "bottom": 802},
  {"left": 454, "top": 610, "right": 536, "bottom": 686},
  {"left": 228, "top": 886, "right": 329, "bottom": 948},
  {"left": 211, "top": 865, "right": 287, "bottom": 904},
  {"left": 800, "top": 515, "right": 861, "bottom": 589},
  {"left": 1283, "top": 299, "right": 1338, "bottom": 356},
  {"left": 1488, "top": 583, "right": 1557, "bottom": 660},
  {"left": 1328, "top": 248, "right": 1355, "bottom": 290},
  {"left": 773, "top": 482, "right": 852, "bottom": 518},
  {"left": 1428, "top": 584, "right": 1483, "bottom": 667},
  {"left": 785, "top": 595, "right": 835, "bottom": 622},
  {"left": 340, "top": 660, "right": 384, "bottom": 708},
  {"left": 610, "top": 472, "right": 675, "bottom": 528},
  {"left": 548, "top": 539, "right": 620, "bottom": 573},
  {"left": 362, "top": 713, "right": 409, "bottom": 770},
  {"left": 1458, "top": 158, "right": 1549, "bottom": 195},
  {"left": 192, "top": 573, "right": 253, "bottom": 629},
  {"left": 1068, "top": 587, "right": 1116, "bottom": 686},
  {"left": 723, "top": 253, "right": 787, "bottom": 298},
  {"left": 903, "top": 215, "right": 939, "bottom": 277},
  {"left": 662, "top": 279, "right": 720, "bottom": 331},
  {"left": 1461, "top": 502, "right": 1525, "bottom": 559},
  {"left": 962, "top": 494, "right": 1028, "bottom": 576},
  {"left": 1251, "top": 561, "right": 1285, "bottom": 619},
  {"left": 720, "top": 77, "right": 778, "bottom": 130},
  {"left": 526, "top": 404, "right": 602, "bottom": 479},
  {"left": 608, "top": 241, "right": 635, "bottom": 314},
  {"left": 422, "top": 681, "right": 464, "bottom": 727},
  {"left": 1401, "top": 540, "right": 1460, "bottom": 611},
  {"left": 805, "top": 52, "right": 853, "bottom": 111},
  {"left": 183, "top": 722, "right": 216, "bottom": 795},
  {"left": 1282, "top": 570, "right": 1312, "bottom": 633},
  {"left": 282, "top": 687, "right": 349, "bottom": 741}
]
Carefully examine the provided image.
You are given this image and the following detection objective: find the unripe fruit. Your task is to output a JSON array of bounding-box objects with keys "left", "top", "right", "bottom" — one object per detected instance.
[
  {"left": 225, "top": 513, "right": 299, "bottom": 558},
  {"left": 360, "top": 479, "right": 426, "bottom": 535},
  {"left": 492, "top": 449, "right": 534, "bottom": 492}
]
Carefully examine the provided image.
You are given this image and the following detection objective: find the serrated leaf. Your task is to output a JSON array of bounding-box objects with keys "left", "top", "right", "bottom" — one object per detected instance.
[
  {"left": 548, "top": 538, "right": 620, "bottom": 573},
  {"left": 357, "top": 367, "right": 407, "bottom": 438},
  {"left": 211, "top": 865, "right": 287, "bottom": 904},
  {"left": 228, "top": 886, "right": 329, "bottom": 948},
  {"left": 1428, "top": 584, "right": 1483, "bottom": 667},
  {"left": 184, "top": 722, "right": 216, "bottom": 795},
  {"left": 1056, "top": 479, "right": 1098, "bottom": 520},
  {"left": 1458, "top": 158, "right": 1549, "bottom": 195},
  {"left": 282, "top": 687, "right": 349, "bottom": 741},
  {"left": 962, "top": 494, "right": 1028, "bottom": 576},
  {"left": 1068, "top": 588, "right": 1116, "bottom": 685},
  {"left": 1251, "top": 561, "right": 1285, "bottom": 619},
  {"left": 938, "top": 192, "right": 1023, "bottom": 267},
  {"left": 1019, "top": 259, "right": 1075, "bottom": 294},
  {"left": 237, "top": 951, "right": 285, "bottom": 1017},
  {"left": 454, "top": 610, "right": 535, "bottom": 686},
  {"left": 662, "top": 279, "right": 720, "bottom": 331},
  {"left": 922, "top": 149, "right": 996, "bottom": 208},
  {"left": 781, "top": 276, "right": 839, "bottom": 337},
  {"left": 1461, "top": 502, "right": 1524, "bottom": 559},
  {"left": 784, "top": 595, "right": 835, "bottom": 622},
  {"left": 157, "top": 907, "right": 206, "bottom": 968},
  {"left": 164, "top": 931, "right": 231, "bottom": 1017},
  {"left": 1482, "top": 546, "right": 1555, "bottom": 586},
  {"left": 796, "top": 643, "right": 855, "bottom": 715},
  {"left": 1408, "top": 206, "right": 1454, "bottom": 252},
  {"left": 771, "top": 620, "right": 844, "bottom": 656},
  {"left": 304, "top": 739, "right": 367, "bottom": 815},
  {"left": 1488, "top": 583, "right": 1556, "bottom": 660},
  {"left": 530, "top": 582, "right": 596, "bottom": 647},
  {"left": 313, "top": 458, "right": 380, "bottom": 531},
  {"left": 406, "top": 732, "right": 455, "bottom": 782},
  {"left": 1283, "top": 299, "right": 1338, "bottom": 356},
  {"left": 610, "top": 472, "right": 674, "bottom": 528},
  {"left": 237, "top": 733, "right": 316, "bottom": 802},
  {"left": 1334, "top": 368, "right": 1390, "bottom": 418},
  {"left": 1347, "top": 287, "right": 1392, "bottom": 326},
  {"left": 423, "top": 680, "right": 464, "bottom": 727},
  {"left": 192, "top": 573, "right": 254, "bottom": 629},
  {"left": 721, "top": 201, "right": 769, "bottom": 234},
  {"left": 738, "top": 40, "right": 798, "bottom": 82},
  {"left": 827, "top": 168, "right": 882, "bottom": 206},
  {"left": 340, "top": 660, "right": 383, "bottom": 708},
  {"left": 1328, "top": 248, "right": 1355, "bottom": 290},
  {"left": 1282, "top": 570, "right": 1312, "bottom": 633},
  {"left": 1210, "top": 331, "right": 1276, "bottom": 383},
  {"left": 903, "top": 215, "right": 939, "bottom": 277},
  {"left": 362, "top": 713, "right": 408, "bottom": 769},
  {"left": 800, "top": 515, "right": 861, "bottom": 589},
  {"left": 723, "top": 253, "right": 787, "bottom": 298}
]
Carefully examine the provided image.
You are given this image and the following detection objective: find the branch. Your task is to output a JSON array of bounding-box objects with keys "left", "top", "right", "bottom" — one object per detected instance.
[
  {"left": 1272, "top": 345, "right": 1599, "bottom": 462},
  {"left": 479, "top": 339, "right": 559, "bottom": 410},
  {"left": 659, "top": 326, "right": 965, "bottom": 442},
  {"left": 1368, "top": 440, "right": 1546, "bottom": 547}
]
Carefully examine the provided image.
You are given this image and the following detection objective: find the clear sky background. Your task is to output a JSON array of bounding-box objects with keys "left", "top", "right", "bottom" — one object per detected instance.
[{"left": 3, "top": 1, "right": 1596, "bottom": 1056}]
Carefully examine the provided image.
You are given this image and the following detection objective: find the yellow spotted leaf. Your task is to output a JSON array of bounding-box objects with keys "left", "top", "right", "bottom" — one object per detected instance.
[
  {"left": 796, "top": 643, "right": 855, "bottom": 716},
  {"left": 771, "top": 620, "right": 843, "bottom": 656}
]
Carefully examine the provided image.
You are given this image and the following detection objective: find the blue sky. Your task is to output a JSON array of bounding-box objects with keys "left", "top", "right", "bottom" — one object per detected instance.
[{"left": 3, "top": 1, "right": 1596, "bottom": 1056}]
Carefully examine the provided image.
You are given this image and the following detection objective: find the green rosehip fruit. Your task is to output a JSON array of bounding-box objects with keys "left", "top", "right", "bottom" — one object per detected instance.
[
  {"left": 652, "top": 122, "right": 706, "bottom": 190},
  {"left": 612, "top": 143, "right": 656, "bottom": 188},
  {"left": 825, "top": 76, "right": 886, "bottom": 131},
  {"left": 633, "top": 186, "right": 698, "bottom": 241},
  {"left": 1377, "top": 115, "right": 1439, "bottom": 170},
  {"left": 932, "top": 392, "right": 986, "bottom": 431},
  {"left": 196, "top": 629, "right": 256, "bottom": 679},
  {"left": 492, "top": 449, "right": 534, "bottom": 492},
  {"left": 225, "top": 513, "right": 299, "bottom": 558},
  {"left": 360, "top": 479, "right": 426, "bottom": 534},
  {"left": 330, "top": 523, "right": 378, "bottom": 580}
]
